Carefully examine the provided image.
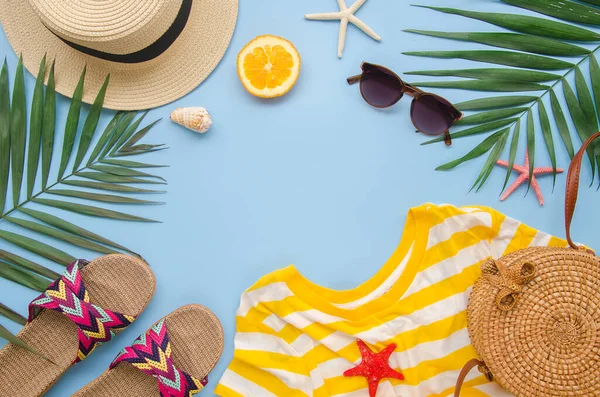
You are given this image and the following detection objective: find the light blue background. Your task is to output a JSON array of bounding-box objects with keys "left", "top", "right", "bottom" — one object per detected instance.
[{"left": 1, "top": 1, "right": 599, "bottom": 396}]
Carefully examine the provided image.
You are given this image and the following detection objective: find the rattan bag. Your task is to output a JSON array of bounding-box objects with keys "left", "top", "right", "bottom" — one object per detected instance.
[{"left": 454, "top": 132, "right": 600, "bottom": 397}]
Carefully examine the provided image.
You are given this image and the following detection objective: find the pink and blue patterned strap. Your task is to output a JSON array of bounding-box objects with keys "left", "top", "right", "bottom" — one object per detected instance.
[
  {"left": 110, "top": 319, "right": 208, "bottom": 397},
  {"left": 27, "top": 259, "right": 136, "bottom": 363}
]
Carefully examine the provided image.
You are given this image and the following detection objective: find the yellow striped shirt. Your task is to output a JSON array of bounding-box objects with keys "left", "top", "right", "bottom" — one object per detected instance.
[{"left": 216, "top": 204, "right": 566, "bottom": 397}]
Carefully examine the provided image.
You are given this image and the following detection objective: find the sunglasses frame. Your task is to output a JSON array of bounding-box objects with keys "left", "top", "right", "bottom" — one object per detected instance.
[{"left": 347, "top": 62, "right": 463, "bottom": 146}]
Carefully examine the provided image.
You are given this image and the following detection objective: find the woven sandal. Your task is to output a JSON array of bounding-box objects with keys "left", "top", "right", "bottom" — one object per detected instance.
[
  {"left": 73, "top": 304, "right": 224, "bottom": 397},
  {"left": 0, "top": 254, "right": 156, "bottom": 397}
]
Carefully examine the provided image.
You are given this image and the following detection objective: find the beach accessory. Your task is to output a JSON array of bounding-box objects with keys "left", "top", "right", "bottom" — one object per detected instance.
[
  {"left": 237, "top": 35, "right": 301, "bottom": 98},
  {"left": 343, "top": 340, "right": 404, "bottom": 397},
  {"left": 171, "top": 107, "right": 213, "bottom": 134},
  {"left": 495, "top": 150, "right": 564, "bottom": 206},
  {"left": 0, "top": 0, "right": 238, "bottom": 110},
  {"left": 454, "top": 132, "right": 600, "bottom": 396},
  {"left": 305, "top": 0, "right": 381, "bottom": 59},
  {"left": 348, "top": 62, "right": 462, "bottom": 146},
  {"left": 73, "top": 304, "right": 224, "bottom": 397},
  {"left": 0, "top": 255, "right": 156, "bottom": 397}
]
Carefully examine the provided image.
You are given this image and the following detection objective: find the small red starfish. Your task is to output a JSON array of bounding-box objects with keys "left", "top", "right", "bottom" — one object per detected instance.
[
  {"left": 343, "top": 339, "right": 404, "bottom": 397},
  {"left": 496, "top": 150, "right": 563, "bottom": 206}
]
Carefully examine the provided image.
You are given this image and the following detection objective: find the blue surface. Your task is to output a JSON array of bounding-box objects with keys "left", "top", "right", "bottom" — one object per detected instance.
[{"left": 1, "top": 1, "right": 599, "bottom": 395}]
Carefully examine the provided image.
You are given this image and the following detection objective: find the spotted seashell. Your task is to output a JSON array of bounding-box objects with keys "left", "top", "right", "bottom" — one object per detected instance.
[{"left": 170, "top": 107, "right": 212, "bottom": 133}]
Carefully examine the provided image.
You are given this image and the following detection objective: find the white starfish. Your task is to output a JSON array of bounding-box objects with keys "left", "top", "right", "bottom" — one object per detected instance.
[{"left": 305, "top": 0, "right": 381, "bottom": 58}]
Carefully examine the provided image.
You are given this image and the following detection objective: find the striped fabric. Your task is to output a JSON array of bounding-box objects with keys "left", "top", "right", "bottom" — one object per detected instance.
[{"left": 215, "top": 204, "right": 567, "bottom": 397}]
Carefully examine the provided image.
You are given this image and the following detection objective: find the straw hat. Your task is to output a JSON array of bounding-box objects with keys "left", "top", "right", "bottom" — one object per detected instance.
[{"left": 0, "top": 0, "right": 238, "bottom": 110}]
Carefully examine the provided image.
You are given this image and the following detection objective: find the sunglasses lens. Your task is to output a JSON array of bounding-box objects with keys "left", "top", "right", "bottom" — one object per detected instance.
[
  {"left": 411, "top": 95, "right": 457, "bottom": 135},
  {"left": 360, "top": 67, "right": 403, "bottom": 108}
]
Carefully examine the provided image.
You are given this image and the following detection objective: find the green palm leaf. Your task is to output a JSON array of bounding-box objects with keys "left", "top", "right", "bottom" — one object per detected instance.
[
  {"left": 563, "top": 78, "right": 595, "bottom": 175},
  {"left": 86, "top": 112, "right": 124, "bottom": 165},
  {"left": 47, "top": 189, "right": 163, "bottom": 205},
  {"left": 404, "top": 30, "right": 589, "bottom": 56},
  {"left": 60, "top": 180, "right": 164, "bottom": 193},
  {"left": 590, "top": 54, "right": 600, "bottom": 122},
  {"left": 10, "top": 55, "right": 26, "bottom": 207},
  {"left": 0, "top": 58, "right": 167, "bottom": 343},
  {"left": 422, "top": 118, "right": 519, "bottom": 144},
  {"left": 403, "top": 50, "right": 573, "bottom": 70},
  {"left": 122, "top": 119, "right": 161, "bottom": 149},
  {"left": 5, "top": 217, "right": 118, "bottom": 255},
  {"left": 0, "top": 260, "right": 52, "bottom": 291},
  {"left": 537, "top": 100, "right": 557, "bottom": 187},
  {"left": 99, "top": 112, "right": 136, "bottom": 159},
  {"left": 575, "top": 67, "right": 599, "bottom": 131},
  {"left": 454, "top": 108, "right": 529, "bottom": 125},
  {"left": 503, "top": 121, "right": 521, "bottom": 193},
  {"left": 89, "top": 164, "right": 166, "bottom": 181},
  {"left": 72, "top": 75, "right": 110, "bottom": 172},
  {"left": 415, "top": 6, "right": 600, "bottom": 41},
  {"left": 406, "top": 69, "right": 559, "bottom": 83},
  {"left": 0, "top": 323, "right": 50, "bottom": 362},
  {"left": 57, "top": 68, "right": 85, "bottom": 181},
  {"left": 0, "top": 249, "right": 59, "bottom": 279},
  {"left": 412, "top": 80, "right": 548, "bottom": 92},
  {"left": 76, "top": 171, "right": 166, "bottom": 184},
  {"left": 41, "top": 62, "right": 55, "bottom": 190},
  {"left": 526, "top": 109, "right": 536, "bottom": 186},
  {"left": 471, "top": 128, "right": 510, "bottom": 191},
  {"left": 0, "top": 230, "right": 75, "bottom": 265},
  {"left": 501, "top": 0, "right": 600, "bottom": 26},
  {"left": 109, "top": 112, "right": 148, "bottom": 155},
  {"left": 0, "top": 60, "right": 9, "bottom": 214},
  {"left": 454, "top": 96, "right": 538, "bottom": 111},
  {"left": 409, "top": 1, "right": 600, "bottom": 191},
  {"left": 114, "top": 146, "right": 168, "bottom": 157},
  {"left": 33, "top": 198, "right": 159, "bottom": 223},
  {"left": 0, "top": 303, "right": 26, "bottom": 325},
  {"left": 549, "top": 89, "right": 575, "bottom": 159},
  {"left": 17, "top": 207, "right": 136, "bottom": 255},
  {"left": 436, "top": 130, "right": 506, "bottom": 171},
  {"left": 26, "top": 55, "right": 45, "bottom": 199},
  {"left": 99, "top": 159, "right": 168, "bottom": 168}
]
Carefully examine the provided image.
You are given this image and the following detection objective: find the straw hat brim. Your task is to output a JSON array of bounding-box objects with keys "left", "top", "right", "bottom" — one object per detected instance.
[{"left": 0, "top": 0, "right": 238, "bottom": 110}]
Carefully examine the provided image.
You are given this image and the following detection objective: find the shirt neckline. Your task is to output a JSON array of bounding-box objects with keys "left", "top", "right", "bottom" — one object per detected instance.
[{"left": 280, "top": 205, "right": 430, "bottom": 322}]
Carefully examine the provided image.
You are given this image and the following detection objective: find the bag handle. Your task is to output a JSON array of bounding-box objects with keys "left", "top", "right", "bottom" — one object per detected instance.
[
  {"left": 455, "top": 134, "right": 600, "bottom": 396},
  {"left": 454, "top": 134, "right": 600, "bottom": 396},
  {"left": 565, "top": 131, "right": 600, "bottom": 249},
  {"left": 454, "top": 359, "right": 489, "bottom": 397}
]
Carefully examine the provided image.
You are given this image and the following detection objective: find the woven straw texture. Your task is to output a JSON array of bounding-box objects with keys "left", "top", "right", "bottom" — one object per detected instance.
[
  {"left": 30, "top": 0, "right": 180, "bottom": 55},
  {"left": 73, "top": 304, "right": 224, "bottom": 396},
  {"left": 0, "top": 0, "right": 238, "bottom": 110},
  {"left": 468, "top": 246, "right": 600, "bottom": 396},
  {"left": 0, "top": 254, "right": 156, "bottom": 397}
]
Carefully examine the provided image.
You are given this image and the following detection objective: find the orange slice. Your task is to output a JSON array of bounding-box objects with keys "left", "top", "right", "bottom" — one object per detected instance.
[{"left": 237, "top": 35, "right": 301, "bottom": 98}]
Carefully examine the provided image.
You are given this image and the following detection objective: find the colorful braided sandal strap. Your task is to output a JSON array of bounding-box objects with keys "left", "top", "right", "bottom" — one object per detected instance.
[
  {"left": 28, "top": 259, "right": 136, "bottom": 363},
  {"left": 110, "top": 319, "right": 208, "bottom": 397}
]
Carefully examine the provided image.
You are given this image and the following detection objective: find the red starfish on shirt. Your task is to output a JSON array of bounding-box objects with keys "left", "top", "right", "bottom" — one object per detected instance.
[
  {"left": 343, "top": 339, "right": 405, "bottom": 397},
  {"left": 496, "top": 150, "right": 563, "bottom": 206}
]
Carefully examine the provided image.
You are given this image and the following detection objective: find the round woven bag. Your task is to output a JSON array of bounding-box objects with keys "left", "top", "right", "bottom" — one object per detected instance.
[{"left": 454, "top": 132, "right": 600, "bottom": 397}]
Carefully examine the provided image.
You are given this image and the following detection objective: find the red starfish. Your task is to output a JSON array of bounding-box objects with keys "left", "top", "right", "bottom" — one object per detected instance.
[
  {"left": 496, "top": 150, "right": 563, "bottom": 206},
  {"left": 343, "top": 339, "right": 404, "bottom": 397}
]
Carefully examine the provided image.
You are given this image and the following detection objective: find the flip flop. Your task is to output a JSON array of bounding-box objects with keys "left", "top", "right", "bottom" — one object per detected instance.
[
  {"left": 73, "top": 304, "right": 224, "bottom": 397},
  {"left": 0, "top": 254, "right": 156, "bottom": 397}
]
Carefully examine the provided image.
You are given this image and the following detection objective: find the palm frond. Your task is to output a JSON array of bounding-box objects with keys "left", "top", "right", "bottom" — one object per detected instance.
[
  {"left": 0, "top": 57, "right": 168, "bottom": 348},
  {"left": 407, "top": 1, "right": 600, "bottom": 191}
]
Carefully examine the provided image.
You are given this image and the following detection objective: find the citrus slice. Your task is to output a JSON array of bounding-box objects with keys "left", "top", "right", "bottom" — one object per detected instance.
[{"left": 237, "top": 35, "right": 301, "bottom": 98}]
